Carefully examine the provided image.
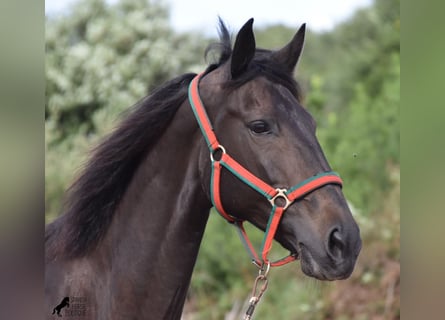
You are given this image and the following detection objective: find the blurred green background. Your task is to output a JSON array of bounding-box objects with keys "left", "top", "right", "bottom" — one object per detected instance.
[{"left": 44, "top": 0, "right": 399, "bottom": 318}]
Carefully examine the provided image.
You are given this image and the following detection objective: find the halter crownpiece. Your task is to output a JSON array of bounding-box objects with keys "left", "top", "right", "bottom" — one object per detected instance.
[{"left": 188, "top": 73, "right": 343, "bottom": 268}]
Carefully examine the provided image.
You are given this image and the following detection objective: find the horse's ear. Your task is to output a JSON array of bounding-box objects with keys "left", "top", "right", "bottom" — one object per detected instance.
[
  {"left": 231, "top": 18, "right": 256, "bottom": 79},
  {"left": 271, "top": 23, "right": 306, "bottom": 73}
]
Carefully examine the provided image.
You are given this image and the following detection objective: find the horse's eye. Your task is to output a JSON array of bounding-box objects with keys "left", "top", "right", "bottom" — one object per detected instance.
[{"left": 249, "top": 120, "right": 271, "bottom": 134}]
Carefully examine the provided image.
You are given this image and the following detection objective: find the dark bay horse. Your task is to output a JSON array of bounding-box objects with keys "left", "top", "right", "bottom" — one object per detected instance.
[{"left": 45, "top": 18, "right": 361, "bottom": 319}]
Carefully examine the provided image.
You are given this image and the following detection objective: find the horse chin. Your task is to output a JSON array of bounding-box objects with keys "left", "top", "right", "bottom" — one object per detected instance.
[
  {"left": 299, "top": 247, "right": 331, "bottom": 280},
  {"left": 298, "top": 244, "right": 352, "bottom": 281},
  {"left": 277, "top": 239, "right": 334, "bottom": 280}
]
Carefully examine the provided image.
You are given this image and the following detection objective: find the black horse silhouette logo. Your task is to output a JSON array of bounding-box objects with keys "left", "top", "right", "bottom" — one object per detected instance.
[{"left": 52, "top": 297, "right": 69, "bottom": 316}]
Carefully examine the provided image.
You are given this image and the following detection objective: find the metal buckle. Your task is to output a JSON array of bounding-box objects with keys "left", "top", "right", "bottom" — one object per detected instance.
[
  {"left": 210, "top": 145, "right": 226, "bottom": 162},
  {"left": 258, "top": 261, "right": 271, "bottom": 278},
  {"left": 268, "top": 188, "right": 292, "bottom": 210}
]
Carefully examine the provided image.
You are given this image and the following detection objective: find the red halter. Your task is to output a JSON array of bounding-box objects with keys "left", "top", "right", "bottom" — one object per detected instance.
[{"left": 188, "top": 73, "right": 343, "bottom": 268}]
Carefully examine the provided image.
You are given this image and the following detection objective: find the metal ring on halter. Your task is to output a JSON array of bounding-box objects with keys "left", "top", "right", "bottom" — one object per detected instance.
[
  {"left": 258, "top": 261, "right": 271, "bottom": 278},
  {"left": 268, "top": 188, "right": 292, "bottom": 209},
  {"left": 210, "top": 145, "right": 226, "bottom": 162}
]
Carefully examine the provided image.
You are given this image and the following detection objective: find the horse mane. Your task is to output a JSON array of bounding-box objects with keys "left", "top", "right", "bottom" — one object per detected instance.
[
  {"left": 46, "top": 73, "right": 197, "bottom": 259},
  {"left": 46, "top": 19, "right": 302, "bottom": 260}
]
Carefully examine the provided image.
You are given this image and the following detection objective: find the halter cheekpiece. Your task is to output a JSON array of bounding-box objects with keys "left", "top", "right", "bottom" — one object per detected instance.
[{"left": 188, "top": 73, "right": 343, "bottom": 268}]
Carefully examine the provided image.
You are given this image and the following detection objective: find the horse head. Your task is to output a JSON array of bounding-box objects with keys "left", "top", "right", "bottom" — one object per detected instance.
[{"left": 195, "top": 18, "right": 361, "bottom": 280}]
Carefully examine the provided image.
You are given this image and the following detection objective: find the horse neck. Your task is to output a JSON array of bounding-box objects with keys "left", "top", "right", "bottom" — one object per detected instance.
[{"left": 100, "top": 99, "right": 211, "bottom": 318}]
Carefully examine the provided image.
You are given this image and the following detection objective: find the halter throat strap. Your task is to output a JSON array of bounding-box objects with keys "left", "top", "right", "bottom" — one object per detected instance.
[{"left": 188, "top": 73, "right": 343, "bottom": 267}]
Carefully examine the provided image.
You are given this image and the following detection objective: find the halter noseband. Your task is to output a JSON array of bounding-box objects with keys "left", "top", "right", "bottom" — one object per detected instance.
[{"left": 188, "top": 73, "right": 343, "bottom": 268}]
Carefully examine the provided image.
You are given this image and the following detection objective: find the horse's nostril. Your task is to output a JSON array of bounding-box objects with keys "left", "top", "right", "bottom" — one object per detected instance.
[{"left": 328, "top": 229, "right": 345, "bottom": 261}]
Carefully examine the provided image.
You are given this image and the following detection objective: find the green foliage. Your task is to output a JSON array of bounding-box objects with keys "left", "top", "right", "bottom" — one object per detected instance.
[
  {"left": 301, "top": 0, "right": 399, "bottom": 212},
  {"left": 255, "top": 24, "right": 296, "bottom": 50},
  {"left": 305, "top": 0, "right": 399, "bottom": 113},
  {"left": 318, "top": 52, "right": 399, "bottom": 211}
]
